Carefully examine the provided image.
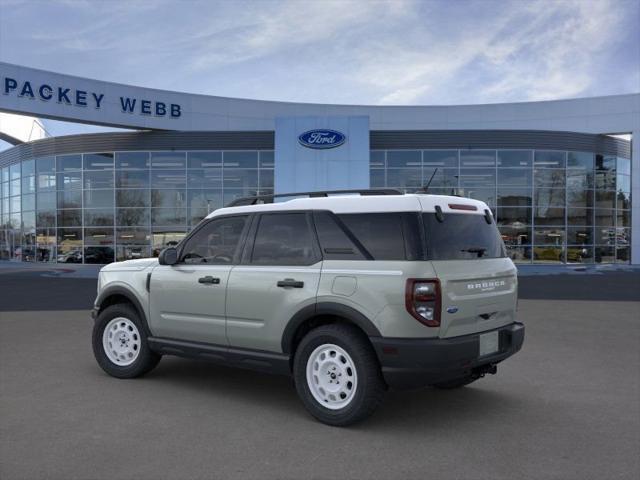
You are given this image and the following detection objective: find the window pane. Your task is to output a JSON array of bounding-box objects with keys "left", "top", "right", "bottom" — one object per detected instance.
[
  {"left": 458, "top": 168, "right": 495, "bottom": 187},
  {"left": 116, "top": 170, "right": 149, "bottom": 188},
  {"left": 497, "top": 207, "right": 531, "bottom": 226},
  {"left": 460, "top": 151, "right": 495, "bottom": 167},
  {"left": 150, "top": 152, "right": 186, "bottom": 169},
  {"left": 84, "top": 170, "right": 114, "bottom": 189},
  {"left": 187, "top": 151, "right": 222, "bottom": 169},
  {"left": 423, "top": 150, "right": 458, "bottom": 168},
  {"left": 338, "top": 213, "right": 406, "bottom": 260},
  {"left": 534, "top": 169, "right": 565, "bottom": 187},
  {"left": 83, "top": 153, "right": 114, "bottom": 170},
  {"left": 370, "top": 151, "right": 385, "bottom": 168},
  {"left": 251, "top": 213, "right": 316, "bottom": 265},
  {"left": 386, "top": 169, "right": 421, "bottom": 188},
  {"left": 36, "top": 210, "right": 56, "bottom": 228},
  {"left": 57, "top": 209, "right": 82, "bottom": 227},
  {"left": 567, "top": 208, "right": 593, "bottom": 226},
  {"left": 566, "top": 169, "right": 593, "bottom": 189},
  {"left": 116, "top": 245, "right": 151, "bottom": 262},
  {"left": 595, "top": 246, "right": 615, "bottom": 263},
  {"left": 567, "top": 151, "right": 594, "bottom": 169},
  {"left": 534, "top": 187, "right": 565, "bottom": 208},
  {"left": 151, "top": 208, "right": 187, "bottom": 226},
  {"left": 460, "top": 187, "right": 496, "bottom": 206},
  {"left": 387, "top": 151, "right": 421, "bottom": 168},
  {"left": 566, "top": 188, "right": 593, "bottom": 208},
  {"left": 567, "top": 227, "right": 593, "bottom": 244},
  {"left": 594, "top": 209, "right": 615, "bottom": 227},
  {"left": 370, "top": 170, "right": 385, "bottom": 187},
  {"left": 534, "top": 206, "right": 565, "bottom": 225},
  {"left": 181, "top": 216, "right": 248, "bottom": 264},
  {"left": 616, "top": 157, "right": 630, "bottom": 176},
  {"left": 595, "top": 227, "right": 615, "bottom": 244},
  {"left": 223, "top": 151, "right": 258, "bottom": 168},
  {"left": 10, "top": 179, "right": 20, "bottom": 196},
  {"left": 534, "top": 227, "right": 565, "bottom": 245},
  {"left": 498, "top": 151, "right": 532, "bottom": 168},
  {"left": 616, "top": 174, "right": 630, "bottom": 194},
  {"left": 595, "top": 191, "right": 616, "bottom": 209},
  {"left": 567, "top": 246, "right": 593, "bottom": 264},
  {"left": 596, "top": 155, "right": 616, "bottom": 172},
  {"left": 117, "top": 189, "right": 150, "bottom": 208},
  {"left": 187, "top": 169, "right": 222, "bottom": 188},
  {"left": 534, "top": 151, "right": 565, "bottom": 168},
  {"left": 616, "top": 210, "right": 631, "bottom": 228},
  {"left": 22, "top": 193, "right": 35, "bottom": 211},
  {"left": 116, "top": 228, "right": 150, "bottom": 245},
  {"left": 498, "top": 169, "right": 531, "bottom": 186},
  {"left": 222, "top": 169, "right": 258, "bottom": 187},
  {"left": 84, "top": 190, "right": 114, "bottom": 209},
  {"left": 84, "top": 208, "right": 114, "bottom": 226},
  {"left": 84, "top": 246, "right": 115, "bottom": 264},
  {"left": 57, "top": 171, "right": 82, "bottom": 190},
  {"left": 497, "top": 188, "right": 532, "bottom": 207},
  {"left": 117, "top": 208, "right": 150, "bottom": 226},
  {"left": 422, "top": 168, "right": 458, "bottom": 188},
  {"left": 505, "top": 246, "right": 530, "bottom": 263},
  {"left": 499, "top": 225, "right": 531, "bottom": 246},
  {"left": 21, "top": 159, "right": 35, "bottom": 176},
  {"left": 152, "top": 228, "right": 186, "bottom": 254},
  {"left": 21, "top": 176, "right": 36, "bottom": 194},
  {"left": 259, "top": 151, "right": 274, "bottom": 168},
  {"left": 36, "top": 157, "right": 55, "bottom": 174},
  {"left": 615, "top": 246, "right": 630, "bottom": 264},
  {"left": 116, "top": 152, "right": 149, "bottom": 169},
  {"left": 85, "top": 228, "right": 114, "bottom": 245},
  {"left": 37, "top": 191, "right": 57, "bottom": 210},
  {"left": 57, "top": 154, "right": 82, "bottom": 171},
  {"left": 151, "top": 189, "right": 185, "bottom": 208},
  {"left": 57, "top": 190, "right": 82, "bottom": 209},
  {"left": 259, "top": 170, "right": 274, "bottom": 189},
  {"left": 532, "top": 246, "right": 564, "bottom": 263},
  {"left": 151, "top": 170, "right": 186, "bottom": 189}
]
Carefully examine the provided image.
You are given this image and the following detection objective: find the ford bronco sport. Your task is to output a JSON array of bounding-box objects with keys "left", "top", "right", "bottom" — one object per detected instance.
[{"left": 91, "top": 189, "right": 524, "bottom": 426}]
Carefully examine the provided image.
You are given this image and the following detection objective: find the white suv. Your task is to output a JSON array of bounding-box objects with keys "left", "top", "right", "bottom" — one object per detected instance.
[{"left": 91, "top": 189, "right": 524, "bottom": 426}]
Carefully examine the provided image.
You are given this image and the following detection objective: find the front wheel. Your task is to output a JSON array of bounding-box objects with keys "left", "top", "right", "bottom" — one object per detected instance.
[
  {"left": 92, "top": 303, "right": 161, "bottom": 379},
  {"left": 293, "top": 324, "right": 385, "bottom": 426}
]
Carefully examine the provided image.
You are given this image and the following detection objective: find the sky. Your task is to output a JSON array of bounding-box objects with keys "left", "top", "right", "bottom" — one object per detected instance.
[{"left": 0, "top": 0, "right": 639, "bottom": 143}]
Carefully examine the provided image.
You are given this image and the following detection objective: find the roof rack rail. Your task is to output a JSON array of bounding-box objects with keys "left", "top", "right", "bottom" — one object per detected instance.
[{"left": 225, "top": 188, "right": 404, "bottom": 207}]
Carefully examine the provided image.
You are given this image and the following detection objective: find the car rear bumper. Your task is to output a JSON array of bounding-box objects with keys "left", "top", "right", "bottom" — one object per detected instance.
[{"left": 370, "top": 322, "right": 525, "bottom": 390}]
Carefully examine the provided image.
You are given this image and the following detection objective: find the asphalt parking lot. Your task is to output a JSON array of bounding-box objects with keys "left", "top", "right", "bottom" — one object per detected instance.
[{"left": 1, "top": 270, "right": 639, "bottom": 480}]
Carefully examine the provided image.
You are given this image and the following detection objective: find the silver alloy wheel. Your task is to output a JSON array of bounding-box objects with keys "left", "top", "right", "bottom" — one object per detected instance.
[
  {"left": 102, "top": 317, "right": 141, "bottom": 366},
  {"left": 306, "top": 343, "right": 358, "bottom": 410}
]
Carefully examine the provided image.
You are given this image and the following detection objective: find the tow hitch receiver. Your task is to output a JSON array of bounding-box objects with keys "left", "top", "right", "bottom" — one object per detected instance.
[{"left": 472, "top": 364, "right": 498, "bottom": 379}]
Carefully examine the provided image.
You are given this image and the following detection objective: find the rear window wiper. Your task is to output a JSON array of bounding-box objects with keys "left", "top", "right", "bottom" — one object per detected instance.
[{"left": 460, "top": 247, "right": 487, "bottom": 258}]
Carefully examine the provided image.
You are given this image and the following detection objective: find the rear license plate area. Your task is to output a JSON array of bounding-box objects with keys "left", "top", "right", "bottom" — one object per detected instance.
[{"left": 479, "top": 331, "right": 499, "bottom": 357}]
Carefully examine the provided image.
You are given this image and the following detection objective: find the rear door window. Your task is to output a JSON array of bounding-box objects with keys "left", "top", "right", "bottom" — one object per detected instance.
[
  {"left": 423, "top": 213, "right": 505, "bottom": 260},
  {"left": 251, "top": 213, "right": 319, "bottom": 265}
]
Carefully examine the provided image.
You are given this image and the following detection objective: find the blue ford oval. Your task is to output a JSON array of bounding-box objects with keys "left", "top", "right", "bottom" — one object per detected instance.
[{"left": 298, "top": 129, "right": 346, "bottom": 149}]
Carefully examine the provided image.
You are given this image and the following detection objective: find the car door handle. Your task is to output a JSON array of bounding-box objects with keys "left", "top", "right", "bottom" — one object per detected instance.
[
  {"left": 198, "top": 276, "right": 220, "bottom": 285},
  {"left": 277, "top": 278, "right": 304, "bottom": 288}
]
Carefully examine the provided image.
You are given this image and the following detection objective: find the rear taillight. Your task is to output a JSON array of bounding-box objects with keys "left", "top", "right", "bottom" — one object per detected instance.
[{"left": 405, "top": 279, "right": 441, "bottom": 327}]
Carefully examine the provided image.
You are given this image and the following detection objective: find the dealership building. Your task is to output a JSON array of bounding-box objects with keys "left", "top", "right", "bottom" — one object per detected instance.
[{"left": 0, "top": 62, "right": 638, "bottom": 265}]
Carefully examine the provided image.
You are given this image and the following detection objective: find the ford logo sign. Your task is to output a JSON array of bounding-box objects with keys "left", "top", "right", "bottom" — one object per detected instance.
[
  {"left": 298, "top": 129, "right": 346, "bottom": 149},
  {"left": 446, "top": 306, "right": 459, "bottom": 314}
]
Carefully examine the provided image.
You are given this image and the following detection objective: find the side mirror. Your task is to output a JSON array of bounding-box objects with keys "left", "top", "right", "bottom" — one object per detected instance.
[{"left": 158, "top": 247, "right": 178, "bottom": 266}]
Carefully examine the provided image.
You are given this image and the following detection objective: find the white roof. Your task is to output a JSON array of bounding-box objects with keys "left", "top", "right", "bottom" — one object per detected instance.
[{"left": 207, "top": 194, "right": 490, "bottom": 218}]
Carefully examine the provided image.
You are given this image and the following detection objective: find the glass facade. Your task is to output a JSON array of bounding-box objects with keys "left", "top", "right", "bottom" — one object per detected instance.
[
  {"left": 1, "top": 151, "right": 274, "bottom": 263},
  {"left": 0, "top": 147, "right": 632, "bottom": 265},
  {"left": 371, "top": 149, "right": 631, "bottom": 264}
]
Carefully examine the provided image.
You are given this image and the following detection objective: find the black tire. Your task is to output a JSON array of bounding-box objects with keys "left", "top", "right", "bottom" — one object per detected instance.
[
  {"left": 92, "top": 303, "right": 161, "bottom": 379},
  {"left": 432, "top": 376, "right": 477, "bottom": 389},
  {"left": 293, "top": 324, "right": 385, "bottom": 427}
]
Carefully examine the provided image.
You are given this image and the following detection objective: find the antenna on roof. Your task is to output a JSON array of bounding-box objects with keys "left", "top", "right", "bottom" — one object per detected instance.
[{"left": 419, "top": 168, "right": 439, "bottom": 193}]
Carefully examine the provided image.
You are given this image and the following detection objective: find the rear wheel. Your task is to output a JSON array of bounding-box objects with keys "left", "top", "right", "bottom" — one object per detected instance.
[
  {"left": 92, "top": 303, "right": 161, "bottom": 379},
  {"left": 293, "top": 324, "right": 385, "bottom": 426}
]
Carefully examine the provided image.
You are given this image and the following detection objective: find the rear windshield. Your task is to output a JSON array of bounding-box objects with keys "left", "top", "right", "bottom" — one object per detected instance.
[{"left": 423, "top": 213, "right": 505, "bottom": 260}]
